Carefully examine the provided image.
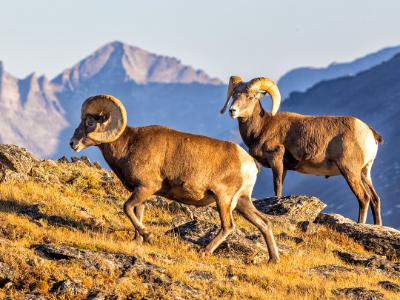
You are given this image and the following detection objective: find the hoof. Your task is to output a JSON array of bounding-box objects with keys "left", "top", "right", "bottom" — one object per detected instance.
[
  {"left": 134, "top": 234, "right": 144, "bottom": 244},
  {"left": 142, "top": 232, "right": 154, "bottom": 244},
  {"left": 268, "top": 257, "right": 280, "bottom": 264},
  {"left": 200, "top": 249, "right": 212, "bottom": 258}
]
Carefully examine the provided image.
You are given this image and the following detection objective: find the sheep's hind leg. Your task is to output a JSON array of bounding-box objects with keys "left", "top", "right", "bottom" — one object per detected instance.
[
  {"left": 236, "top": 195, "right": 280, "bottom": 263},
  {"left": 124, "top": 187, "right": 154, "bottom": 243},
  {"left": 203, "top": 194, "right": 236, "bottom": 254},
  {"left": 362, "top": 162, "right": 382, "bottom": 225},
  {"left": 133, "top": 204, "right": 145, "bottom": 243},
  {"left": 337, "top": 164, "right": 370, "bottom": 224}
]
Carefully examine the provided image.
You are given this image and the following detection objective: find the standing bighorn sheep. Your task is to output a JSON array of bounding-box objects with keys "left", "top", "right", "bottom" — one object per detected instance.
[
  {"left": 221, "top": 76, "right": 384, "bottom": 225},
  {"left": 70, "top": 94, "right": 280, "bottom": 263}
]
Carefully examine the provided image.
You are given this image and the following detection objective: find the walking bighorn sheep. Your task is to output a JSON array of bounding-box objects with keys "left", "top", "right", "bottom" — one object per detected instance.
[
  {"left": 221, "top": 76, "right": 384, "bottom": 225},
  {"left": 70, "top": 94, "right": 280, "bottom": 263}
]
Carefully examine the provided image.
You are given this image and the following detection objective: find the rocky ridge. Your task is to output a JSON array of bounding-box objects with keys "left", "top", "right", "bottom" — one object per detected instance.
[{"left": 0, "top": 144, "right": 399, "bottom": 299}]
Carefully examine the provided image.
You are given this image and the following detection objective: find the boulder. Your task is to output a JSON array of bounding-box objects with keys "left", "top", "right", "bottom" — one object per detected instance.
[
  {"left": 378, "top": 281, "right": 400, "bottom": 292},
  {"left": 254, "top": 195, "right": 326, "bottom": 223},
  {"left": 148, "top": 196, "right": 218, "bottom": 222},
  {"left": 166, "top": 220, "right": 292, "bottom": 262},
  {"left": 35, "top": 244, "right": 145, "bottom": 273},
  {"left": 332, "top": 287, "right": 384, "bottom": 300},
  {"left": 0, "top": 144, "right": 38, "bottom": 182},
  {"left": 334, "top": 250, "right": 400, "bottom": 277},
  {"left": 316, "top": 213, "right": 400, "bottom": 260}
]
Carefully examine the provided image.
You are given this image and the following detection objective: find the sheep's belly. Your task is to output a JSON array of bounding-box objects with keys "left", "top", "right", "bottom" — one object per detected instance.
[
  {"left": 296, "top": 161, "right": 341, "bottom": 176},
  {"left": 158, "top": 185, "right": 215, "bottom": 206}
]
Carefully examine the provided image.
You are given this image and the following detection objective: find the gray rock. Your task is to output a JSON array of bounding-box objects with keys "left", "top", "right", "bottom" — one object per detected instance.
[
  {"left": 0, "top": 261, "right": 15, "bottom": 288},
  {"left": 0, "top": 144, "right": 38, "bottom": 182},
  {"left": 316, "top": 213, "right": 400, "bottom": 260},
  {"left": 378, "top": 280, "right": 400, "bottom": 292},
  {"left": 34, "top": 244, "right": 158, "bottom": 274},
  {"left": 308, "top": 264, "right": 356, "bottom": 278},
  {"left": 335, "top": 250, "right": 400, "bottom": 277},
  {"left": 174, "top": 280, "right": 201, "bottom": 297},
  {"left": 50, "top": 279, "right": 88, "bottom": 297},
  {"left": 254, "top": 195, "right": 326, "bottom": 223},
  {"left": 167, "top": 220, "right": 273, "bottom": 262},
  {"left": 148, "top": 196, "right": 217, "bottom": 222},
  {"left": 186, "top": 270, "right": 214, "bottom": 281},
  {"left": 333, "top": 287, "right": 384, "bottom": 300}
]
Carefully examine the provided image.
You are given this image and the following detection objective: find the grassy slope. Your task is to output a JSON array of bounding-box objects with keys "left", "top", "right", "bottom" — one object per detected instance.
[{"left": 0, "top": 160, "right": 398, "bottom": 299}]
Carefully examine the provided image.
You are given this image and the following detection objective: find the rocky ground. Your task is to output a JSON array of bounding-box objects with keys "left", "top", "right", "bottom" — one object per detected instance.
[{"left": 0, "top": 144, "right": 399, "bottom": 299}]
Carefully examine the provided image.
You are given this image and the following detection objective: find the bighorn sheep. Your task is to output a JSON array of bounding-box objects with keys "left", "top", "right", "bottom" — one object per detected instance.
[
  {"left": 220, "top": 76, "right": 384, "bottom": 225},
  {"left": 70, "top": 94, "right": 280, "bottom": 263}
]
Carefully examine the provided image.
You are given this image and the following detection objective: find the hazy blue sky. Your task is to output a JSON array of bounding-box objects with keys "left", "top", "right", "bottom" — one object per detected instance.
[{"left": 1, "top": 0, "right": 399, "bottom": 82}]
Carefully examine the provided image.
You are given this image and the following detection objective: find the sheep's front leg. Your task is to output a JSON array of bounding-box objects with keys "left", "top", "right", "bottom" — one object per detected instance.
[
  {"left": 124, "top": 187, "right": 154, "bottom": 243},
  {"left": 266, "top": 145, "right": 285, "bottom": 197}
]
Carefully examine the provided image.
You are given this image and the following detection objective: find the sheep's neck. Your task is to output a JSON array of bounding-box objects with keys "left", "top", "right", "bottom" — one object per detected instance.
[
  {"left": 98, "top": 128, "right": 135, "bottom": 189},
  {"left": 238, "top": 102, "right": 270, "bottom": 148}
]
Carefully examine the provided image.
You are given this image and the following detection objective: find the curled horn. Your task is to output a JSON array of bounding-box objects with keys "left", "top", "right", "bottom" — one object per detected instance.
[
  {"left": 247, "top": 77, "right": 281, "bottom": 116},
  {"left": 81, "top": 94, "right": 127, "bottom": 143},
  {"left": 220, "top": 76, "right": 242, "bottom": 114}
]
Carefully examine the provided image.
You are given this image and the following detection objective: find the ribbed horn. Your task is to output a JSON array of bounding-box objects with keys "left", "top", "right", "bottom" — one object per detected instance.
[
  {"left": 247, "top": 77, "right": 281, "bottom": 116},
  {"left": 81, "top": 94, "right": 127, "bottom": 143},
  {"left": 220, "top": 76, "right": 242, "bottom": 114}
]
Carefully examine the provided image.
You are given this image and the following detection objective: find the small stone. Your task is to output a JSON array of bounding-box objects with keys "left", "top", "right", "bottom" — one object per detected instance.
[
  {"left": 0, "top": 261, "right": 15, "bottom": 288},
  {"left": 308, "top": 264, "right": 355, "bottom": 278},
  {"left": 333, "top": 287, "right": 384, "bottom": 300},
  {"left": 50, "top": 279, "right": 88, "bottom": 296},
  {"left": 187, "top": 270, "right": 214, "bottom": 281},
  {"left": 378, "top": 281, "right": 400, "bottom": 292},
  {"left": 57, "top": 156, "right": 70, "bottom": 163}
]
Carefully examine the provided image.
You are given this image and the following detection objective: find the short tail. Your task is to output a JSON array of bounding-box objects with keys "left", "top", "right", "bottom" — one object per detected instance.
[{"left": 370, "top": 127, "right": 384, "bottom": 144}]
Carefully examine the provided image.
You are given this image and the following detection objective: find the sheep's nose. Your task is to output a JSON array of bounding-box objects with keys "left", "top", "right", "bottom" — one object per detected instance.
[
  {"left": 230, "top": 107, "right": 237, "bottom": 114},
  {"left": 69, "top": 140, "right": 74, "bottom": 149}
]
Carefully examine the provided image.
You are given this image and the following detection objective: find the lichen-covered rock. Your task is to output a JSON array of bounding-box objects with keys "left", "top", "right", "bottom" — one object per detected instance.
[
  {"left": 0, "top": 261, "right": 15, "bottom": 288},
  {"left": 167, "top": 220, "right": 284, "bottom": 262},
  {"left": 50, "top": 279, "right": 88, "bottom": 297},
  {"left": 308, "top": 264, "right": 357, "bottom": 278},
  {"left": 148, "top": 196, "right": 218, "bottom": 222},
  {"left": 35, "top": 244, "right": 141, "bottom": 273},
  {"left": 334, "top": 250, "right": 400, "bottom": 277},
  {"left": 378, "top": 280, "right": 400, "bottom": 292},
  {"left": 333, "top": 287, "right": 384, "bottom": 300},
  {"left": 316, "top": 213, "right": 400, "bottom": 260},
  {"left": 254, "top": 195, "right": 326, "bottom": 223},
  {"left": 0, "top": 144, "right": 38, "bottom": 182}
]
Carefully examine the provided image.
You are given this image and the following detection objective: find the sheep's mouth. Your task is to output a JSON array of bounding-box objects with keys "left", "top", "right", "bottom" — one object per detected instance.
[
  {"left": 229, "top": 111, "right": 239, "bottom": 119},
  {"left": 70, "top": 140, "right": 85, "bottom": 152}
]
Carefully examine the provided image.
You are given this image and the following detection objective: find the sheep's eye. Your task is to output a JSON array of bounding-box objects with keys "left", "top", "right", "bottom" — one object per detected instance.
[{"left": 85, "top": 118, "right": 95, "bottom": 127}]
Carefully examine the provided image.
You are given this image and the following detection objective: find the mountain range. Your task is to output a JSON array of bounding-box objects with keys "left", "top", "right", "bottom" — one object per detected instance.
[
  {"left": 0, "top": 41, "right": 399, "bottom": 228},
  {"left": 0, "top": 41, "right": 227, "bottom": 161},
  {"left": 278, "top": 45, "right": 400, "bottom": 99}
]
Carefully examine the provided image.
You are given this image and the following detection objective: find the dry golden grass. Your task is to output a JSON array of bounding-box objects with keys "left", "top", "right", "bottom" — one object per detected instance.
[{"left": 0, "top": 161, "right": 398, "bottom": 299}]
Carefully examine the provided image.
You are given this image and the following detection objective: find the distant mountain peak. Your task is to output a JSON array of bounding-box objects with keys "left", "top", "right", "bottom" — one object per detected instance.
[
  {"left": 278, "top": 44, "right": 400, "bottom": 99},
  {"left": 52, "top": 41, "right": 222, "bottom": 90}
]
